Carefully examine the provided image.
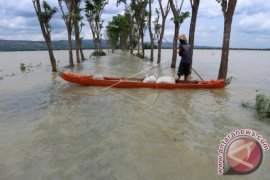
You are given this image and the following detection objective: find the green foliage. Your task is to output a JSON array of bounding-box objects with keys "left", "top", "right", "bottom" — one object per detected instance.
[
  {"left": 131, "top": 0, "right": 148, "bottom": 35},
  {"left": 20, "top": 63, "right": 26, "bottom": 71},
  {"left": 106, "top": 13, "right": 133, "bottom": 50},
  {"left": 85, "top": 0, "right": 108, "bottom": 18},
  {"left": 85, "top": 0, "right": 107, "bottom": 51},
  {"left": 255, "top": 93, "right": 270, "bottom": 119},
  {"left": 171, "top": 11, "right": 190, "bottom": 24},
  {"left": 242, "top": 93, "right": 270, "bottom": 120},
  {"left": 39, "top": 1, "right": 57, "bottom": 23},
  {"left": 92, "top": 50, "right": 106, "bottom": 56},
  {"left": 36, "top": 0, "right": 57, "bottom": 33}
]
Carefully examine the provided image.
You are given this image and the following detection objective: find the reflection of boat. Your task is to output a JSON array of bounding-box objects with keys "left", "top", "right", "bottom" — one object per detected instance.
[{"left": 59, "top": 72, "right": 231, "bottom": 89}]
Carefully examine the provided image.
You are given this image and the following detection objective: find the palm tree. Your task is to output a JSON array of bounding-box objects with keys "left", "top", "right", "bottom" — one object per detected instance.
[
  {"left": 58, "top": 0, "right": 74, "bottom": 67},
  {"left": 73, "top": 0, "right": 83, "bottom": 63},
  {"left": 169, "top": 0, "right": 190, "bottom": 68},
  {"left": 131, "top": 0, "right": 148, "bottom": 57},
  {"left": 217, "top": 0, "right": 237, "bottom": 79},
  {"left": 106, "top": 23, "right": 118, "bottom": 53},
  {"left": 155, "top": 0, "right": 170, "bottom": 64},
  {"left": 147, "top": 0, "right": 154, "bottom": 62},
  {"left": 33, "top": 0, "right": 58, "bottom": 72},
  {"left": 125, "top": 7, "right": 137, "bottom": 54},
  {"left": 85, "top": 0, "right": 108, "bottom": 54},
  {"left": 106, "top": 14, "right": 132, "bottom": 52}
]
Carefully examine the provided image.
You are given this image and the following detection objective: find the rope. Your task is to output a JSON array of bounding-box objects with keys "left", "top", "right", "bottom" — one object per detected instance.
[{"left": 101, "top": 60, "right": 169, "bottom": 91}]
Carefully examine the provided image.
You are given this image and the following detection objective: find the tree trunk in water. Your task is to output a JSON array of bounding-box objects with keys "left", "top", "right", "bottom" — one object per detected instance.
[
  {"left": 157, "top": 40, "right": 162, "bottom": 64},
  {"left": 157, "top": 19, "right": 166, "bottom": 64},
  {"left": 96, "top": 34, "right": 101, "bottom": 52},
  {"left": 67, "top": 29, "right": 74, "bottom": 67},
  {"left": 75, "top": 31, "right": 80, "bottom": 63},
  {"left": 46, "top": 36, "right": 57, "bottom": 72},
  {"left": 80, "top": 44, "right": 85, "bottom": 61},
  {"left": 137, "top": 37, "right": 140, "bottom": 54},
  {"left": 74, "top": 29, "right": 80, "bottom": 63},
  {"left": 169, "top": 0, "right": 182, "bottom": 68},
  {"left": 148, "top": 0, "right": 154, "bottom": 62},
  {"left": 171, "top": 23, "right": 179, "bottom": 68},
  {"left": 94, "top": 39, "right": 98, "bottom": 52},
  {"left": 33, "top": 0, "right": 57, "bottom": 72},
  {"left": 157, "top": 0, "right": 170, "bottom": 64},
  {"left": 218, "top": 17, "right": 232, "bottom": 80},
  {"left": 218, "top": 0, "right": 237, "bottom": 79},
  {"left": 112, "top": 39, "right": 115, "bottom": 53},
  {"left": 73, "top": 16, "right": 80, "bottom": 63},
  {"left": 130, "top": 34, "right": 133, "bottom": 54},
  {"left": 79, "top": 37, "right": 85, "bottom": 60},
  {"left": 120, "top": 36, "right": 127, "bottom": 51},
  {"left": 189, "top": 0, "right": 200, "bottom": 72},
  {"left": 149, "top": 38, "right": 154, "bottom": 61},
  {"left": 59, "top": 1, "right": 74, "bottom": 67},
  {"left": 141, "top": 32, "right": 145, "bottom": 57}
]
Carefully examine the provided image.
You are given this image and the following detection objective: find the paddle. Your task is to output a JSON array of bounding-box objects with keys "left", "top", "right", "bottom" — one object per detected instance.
[{"left": 191, "top": 67, "right": 204, "bottom": 81}]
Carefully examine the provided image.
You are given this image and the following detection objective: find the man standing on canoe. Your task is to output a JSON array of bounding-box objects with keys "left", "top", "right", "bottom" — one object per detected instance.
[{"left": 176, "top": 34, "right": 191, "bottom": 82}]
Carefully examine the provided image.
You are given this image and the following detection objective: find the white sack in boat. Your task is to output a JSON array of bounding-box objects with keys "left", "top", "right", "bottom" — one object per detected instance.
[
  {"left": 156, "top": 76, "right": 176, "bottom": 84},
  {"left": 143, "top": 75, "right": 157, "bottom": 83},
  {"left": 93, "top": 74, "right": 104, "bottom": 80}
]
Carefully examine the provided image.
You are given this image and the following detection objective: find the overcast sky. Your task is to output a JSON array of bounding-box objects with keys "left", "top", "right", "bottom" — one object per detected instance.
[{"left": 0, "top": 0, "right": 269, "bottom": 48}]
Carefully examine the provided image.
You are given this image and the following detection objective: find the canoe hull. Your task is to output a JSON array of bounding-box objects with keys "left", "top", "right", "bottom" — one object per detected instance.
[{"left": 59, "top": 72, "right": 226, "bottom": 89}]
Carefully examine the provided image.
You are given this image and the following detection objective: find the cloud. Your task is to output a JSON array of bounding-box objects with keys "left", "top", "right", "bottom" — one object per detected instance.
[
  {"left": 239, "top": 12, "right": 270, "bottom": 33},
  {"left": 0, "top": 0, "right": 270, "bottom": 48},
  {"left": 198, "top": 0, "right": 222, "bottom": 18},
  {"left": 235, "top": 0, "right": 270, "bottom": 14},
  {"left": 0, "top": 0, "right": 36, "bottom": 18},
  {"left": 255, "top": 35, "right": 270, "bottom": 42},
  {"left": 104, "top": 2, "right": 124, "bottom": 14}
]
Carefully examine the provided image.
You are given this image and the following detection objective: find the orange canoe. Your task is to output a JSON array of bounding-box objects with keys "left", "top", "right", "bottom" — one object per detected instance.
[{"left": 59, "top": 71, "right": 231, "bottom": 89}]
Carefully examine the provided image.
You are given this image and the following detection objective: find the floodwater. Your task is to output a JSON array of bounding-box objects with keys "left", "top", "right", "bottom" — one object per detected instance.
[{"left": 0, "top": 49, "right": 269, "bottom": 180}]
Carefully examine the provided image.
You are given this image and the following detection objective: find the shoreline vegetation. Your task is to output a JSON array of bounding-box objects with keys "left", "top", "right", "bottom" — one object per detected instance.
[
  {"left": 1, "top": 39, "right": 269, "bottom": 52},
  {"left": 242, "top": 93, "right": 270, "bottom": 120}
]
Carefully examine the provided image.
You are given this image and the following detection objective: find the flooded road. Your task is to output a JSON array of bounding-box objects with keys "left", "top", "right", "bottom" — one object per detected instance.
[{"left": 0, "top": 49, "right": 269, "bottom": 179}]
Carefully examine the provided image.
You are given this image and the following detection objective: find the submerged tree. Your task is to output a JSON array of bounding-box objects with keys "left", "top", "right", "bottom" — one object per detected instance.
[
  {"left": 33, "top": 0, "right": 58, "bottom": 72},
  {"left": 147, "top": 0, "right": 154, "bottom": 61},
  {"left": 154, "top": 0, "right": 170, "bottom": 64},
  {"left": 106, "top": 22, "right": 118, "bottom": 53},
  {"left": 131, "top": 0, "right": 148, "bottom": 57},
  {"left": 125, "top": 8, "right": 137, "bottom": 54},
  {"left": 79, "top": 22, "right": 86, "bottom": 60},
  {"left": 169, "top": 0, "right": 190, "bottom": 68},
  {"left": 217, "top": 0, "right": 237, "bottom": 79},
  {"left": 85, "top": 0, "right": 108, "bottom": 54},
  {"left": 106, "top": 14, "right": 132, "bottom": 52},
  {"left": 73, "top": 0, "right": 85, "bottom": 62},
  {"left": 188, "top": 0, "right": 200, "bottom": 72},
  {"left": 58, "top": 0, "right": 74, "bottom": 67}
]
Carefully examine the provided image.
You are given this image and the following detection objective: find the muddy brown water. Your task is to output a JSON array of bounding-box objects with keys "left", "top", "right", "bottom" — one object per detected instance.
[{"left": 0, "top": 49, "right": 269, "bottom": 179}]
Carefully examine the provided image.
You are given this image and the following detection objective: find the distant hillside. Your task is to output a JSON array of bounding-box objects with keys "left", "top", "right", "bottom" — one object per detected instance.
[
  {"left": 0, "top": 39, "right": 269, "bottom": 51},
  {"left": 0, "top": 39, "right": 109, "bottom": 51},
  {"left": 0, "top": 39, "right": 213, "bottom": 51}
]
